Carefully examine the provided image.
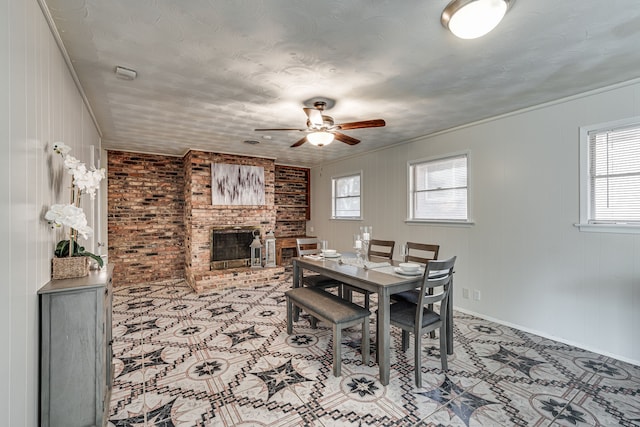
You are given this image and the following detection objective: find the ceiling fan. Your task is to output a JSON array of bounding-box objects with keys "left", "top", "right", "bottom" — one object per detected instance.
[{"left": 255, "top": 100, "right": 385, "bottom": 147}]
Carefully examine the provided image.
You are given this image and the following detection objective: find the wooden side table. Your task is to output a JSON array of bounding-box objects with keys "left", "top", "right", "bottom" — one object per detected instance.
[{"left": 276, "top": 235, "right": 312, "bottom": 265}]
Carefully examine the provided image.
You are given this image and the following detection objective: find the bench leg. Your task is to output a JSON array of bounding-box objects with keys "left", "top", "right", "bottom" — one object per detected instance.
[
  {"left": 333, "top": 324, "right": 342, "bottom": 377},
  {"left": 286, "top": 297, "right": 293, "bottom": 335},
  {"left": 362, "top": 317, "right": 370, "bottom": 366}
]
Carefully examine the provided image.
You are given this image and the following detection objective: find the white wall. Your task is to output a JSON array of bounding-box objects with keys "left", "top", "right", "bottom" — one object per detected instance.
[
  {"left": 309, "top": 81, "right": 640, "bottom": 366},
  {"left": 5, "top": 0, "right": 101, "bottom": 425},
  {"left": 1, "top": 0, "right": 12, "bottom": 419}
]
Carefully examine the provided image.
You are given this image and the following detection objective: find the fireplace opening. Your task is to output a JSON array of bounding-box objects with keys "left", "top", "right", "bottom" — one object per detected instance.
[{"left": 210, "top": 226, "right": 260, "bottom": 270}]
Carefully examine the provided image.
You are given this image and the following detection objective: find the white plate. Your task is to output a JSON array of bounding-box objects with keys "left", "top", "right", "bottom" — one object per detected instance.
[
  {"left": 394, "top": 267, "right": 423, "bottom": 276},
  {"left": 323, "top": 252, "right": 341, "bottom": 258}
]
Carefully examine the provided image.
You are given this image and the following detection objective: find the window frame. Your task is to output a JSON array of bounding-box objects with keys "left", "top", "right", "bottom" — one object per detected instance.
[
  {"left": 406, "top": 152, "right": 473, "bottom": 226},
  {"left": 331, "top": 171, "right": 363, "bottom": 220},
  {"left": 577, "top": 116, "right": 640, "bottom": 234}
]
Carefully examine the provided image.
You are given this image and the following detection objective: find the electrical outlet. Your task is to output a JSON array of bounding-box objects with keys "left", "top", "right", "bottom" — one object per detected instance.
[
  {"left": 462, "top": 288, "right": 470, "bottom": 299},
  {"left": 473, "top": 290, "right": 481, "bottom": 301},
  {"left": 310, "top": 226, "right": 314, "bottom": 233}
]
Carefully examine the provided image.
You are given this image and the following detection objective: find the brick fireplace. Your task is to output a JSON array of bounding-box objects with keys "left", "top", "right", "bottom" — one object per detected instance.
[
  {"left": 182, "top": 150, "right": 284, "bottom": 292},
  {"left": 107, "top": 150, "right": 301, "bottom": 290}
]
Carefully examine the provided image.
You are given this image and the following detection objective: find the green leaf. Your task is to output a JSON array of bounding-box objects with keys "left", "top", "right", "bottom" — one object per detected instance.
[
  {"left": 77, "top": 249, "right": 104, "bottom": 268},
  {"left": 54, "top": 240, "right": 70, "bottom": 257}
]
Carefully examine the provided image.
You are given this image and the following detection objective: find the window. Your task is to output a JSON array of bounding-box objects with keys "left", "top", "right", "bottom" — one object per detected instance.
[
  {"left": 408, "top": 154, "right": 468, "bottom": 222},
  {"left": 579, "top": 118, "right": 640, "bottom": 231},
  {"left": 332, "top": 173, "right": 361, "bottom": 219}
]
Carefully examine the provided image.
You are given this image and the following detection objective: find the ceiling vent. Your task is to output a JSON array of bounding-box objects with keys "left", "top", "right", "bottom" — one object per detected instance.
[{"left": 114, "top": 66, "right": 137, "bottom": 80}]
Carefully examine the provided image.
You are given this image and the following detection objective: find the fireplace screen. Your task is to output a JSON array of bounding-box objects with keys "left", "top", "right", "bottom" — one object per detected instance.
[{"left": 210, "top": 227, "right": 259, "bottom": 270}]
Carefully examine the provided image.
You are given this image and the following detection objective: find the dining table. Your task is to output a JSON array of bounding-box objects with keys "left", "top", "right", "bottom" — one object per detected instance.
[{"left": 292, "top": 254, "right": 454, "bottom": 386}]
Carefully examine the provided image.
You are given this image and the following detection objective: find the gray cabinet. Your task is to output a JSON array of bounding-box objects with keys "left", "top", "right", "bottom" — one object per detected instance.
[{"left": 38, "top": 265, "right": 114, "bottom": 427}]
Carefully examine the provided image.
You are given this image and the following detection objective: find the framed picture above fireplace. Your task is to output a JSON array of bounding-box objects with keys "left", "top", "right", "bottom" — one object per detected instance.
[{"left": 211, "top": 163, "right": 265, "bottom": 205}]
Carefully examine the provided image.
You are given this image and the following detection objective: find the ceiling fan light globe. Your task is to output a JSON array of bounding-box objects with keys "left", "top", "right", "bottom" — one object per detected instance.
[
  {"left": 307, "top": 131, "right": 335, "bottom": 146},
  {"left": 442, "top": 0, "right": 510, "bottom": 40}
]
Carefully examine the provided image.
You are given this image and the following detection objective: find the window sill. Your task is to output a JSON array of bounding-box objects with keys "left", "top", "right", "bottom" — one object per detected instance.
[
  {"left": 331, "top": 217, "right": 362, "bottom": 221},
  {"left": 405, "top": 219, "right": 475, "bottom": 227},
  {"left": 574, "top": 223, "right": 640, "bottom": 234}
]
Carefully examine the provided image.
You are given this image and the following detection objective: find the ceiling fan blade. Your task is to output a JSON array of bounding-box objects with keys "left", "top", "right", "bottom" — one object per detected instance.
[
  {"left": 337, "top": 119, "right": 386, "bottom": 130},
  {"left": 255, "top": 128, "right": 306, "bottom": 131},
  {"left": 290, "top": 136, "right": 307, "bottom": 148},
  {"left": 334, "top": 132, "right": 360, "bottom": 145},
  {"left": 303, "top": 108, "right": 324, "bottom": 127}
]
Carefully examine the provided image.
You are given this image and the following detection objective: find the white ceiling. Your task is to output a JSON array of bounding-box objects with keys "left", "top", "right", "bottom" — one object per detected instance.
[{"left": 43, "top": 0, "right": 640, "bottom": 167}]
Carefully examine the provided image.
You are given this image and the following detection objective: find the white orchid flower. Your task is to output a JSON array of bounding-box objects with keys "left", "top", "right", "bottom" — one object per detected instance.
[
  {"left": 44, "top": 203, "right": 93, "bottom": 239},
  {"left": 73, "top": 167, "right": 106, "bottom": 199},
  {"left": 45, "top": 203, "right": 84, "bottom": 226},
  {"left": 73, "top": 223, "right": 94, "bottom": 239},
  {"left": 52, "top": 142, "right": 71, "bottom": 156},
  {"left": 63, "top": 155, "right": 82, "bottom": 174},
  {"left": 44, "top": 203, "right": 71, "bottom": 225}
]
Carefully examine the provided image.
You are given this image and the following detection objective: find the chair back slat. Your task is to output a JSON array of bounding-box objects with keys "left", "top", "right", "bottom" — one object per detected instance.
[
  {"left": 368, "top": 239, "right": 395, "bottom": 260},
  {"left": 296, "top": 238, "right": 321, "bottom": 257},
  {"left": 404, "top": 242, "right": 439, "bottom": 265}
]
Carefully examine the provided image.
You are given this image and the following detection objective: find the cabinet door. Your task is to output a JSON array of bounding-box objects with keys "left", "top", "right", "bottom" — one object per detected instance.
[{"left": 41, "top": 288, "right": 103, "bottom": 427}]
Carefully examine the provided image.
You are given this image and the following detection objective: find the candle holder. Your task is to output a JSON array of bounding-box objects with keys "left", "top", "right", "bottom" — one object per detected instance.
[
  {"left": 353, "top": 233, "right": 363, "bottom": 263},
  {"left": 250, "top": 230, "right": 263, "bottom": 268},
  {"left": 264, "top": 231, "right": 276, "bottom": 267},
  {"left": 359, "top": 226, "right": 372, "bottom": 261}
]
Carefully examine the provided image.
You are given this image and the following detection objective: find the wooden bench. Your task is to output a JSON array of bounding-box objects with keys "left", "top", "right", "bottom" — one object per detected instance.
[{"left": 285, "top": 287, "right": 371, "bottom": 377}]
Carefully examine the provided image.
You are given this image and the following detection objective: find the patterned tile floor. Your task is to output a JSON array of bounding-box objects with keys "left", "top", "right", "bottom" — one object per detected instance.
[{"left": 108, "top": 273, "right": 640, "bottom": 426}]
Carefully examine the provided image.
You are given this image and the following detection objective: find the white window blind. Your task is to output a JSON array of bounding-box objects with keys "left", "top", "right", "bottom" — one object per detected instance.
[
  {"left": 588, "top": 124, "right": 640, "bottom": 224},
  {"left": 332, "top": 173, "right": 361, "bottom": 219},
  {"left": 410, "top": 155, "right": 468, "bottom": 221}
]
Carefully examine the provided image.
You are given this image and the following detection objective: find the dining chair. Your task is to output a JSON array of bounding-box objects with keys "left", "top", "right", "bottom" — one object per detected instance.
[
  {"left": 345, "top": 239, "right": 395, "bottom": 309},
  {"left": 389, "top": 256, "right": 456, "bottom": 387},
  {"left": 294, "top": 238, "right": 343, "bottom": 323}
]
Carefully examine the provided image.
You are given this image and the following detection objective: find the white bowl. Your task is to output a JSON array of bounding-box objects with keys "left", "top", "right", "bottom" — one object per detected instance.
[
  {"left": 322, "top": 249, "right": 337, "bottom": 256},
  {"left": 399, "top": 262, "right": 420, "bottom": 273}
]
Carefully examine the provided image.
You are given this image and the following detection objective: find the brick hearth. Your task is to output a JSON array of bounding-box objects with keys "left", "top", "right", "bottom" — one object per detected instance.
[{"left": 190, "top": 266, "right": 286, "bottom": 293}]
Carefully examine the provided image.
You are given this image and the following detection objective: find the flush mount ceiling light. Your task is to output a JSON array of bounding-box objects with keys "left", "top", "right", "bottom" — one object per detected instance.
[
  {"left": 306, "top": 131, "right": 335, "bottom": 147},
  {"left": 441, "top": 0, "right": 513, "bottom": 40}
]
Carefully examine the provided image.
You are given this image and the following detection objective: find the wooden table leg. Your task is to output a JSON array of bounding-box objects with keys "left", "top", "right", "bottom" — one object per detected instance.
[{"left": 377, "top": 289, "right": 391, "bottom": 386}]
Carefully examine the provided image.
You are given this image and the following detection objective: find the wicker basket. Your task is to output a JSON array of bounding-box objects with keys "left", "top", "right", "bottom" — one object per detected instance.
[{"left": 52, "top": 256, "right": 89, "bottom": 279}]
